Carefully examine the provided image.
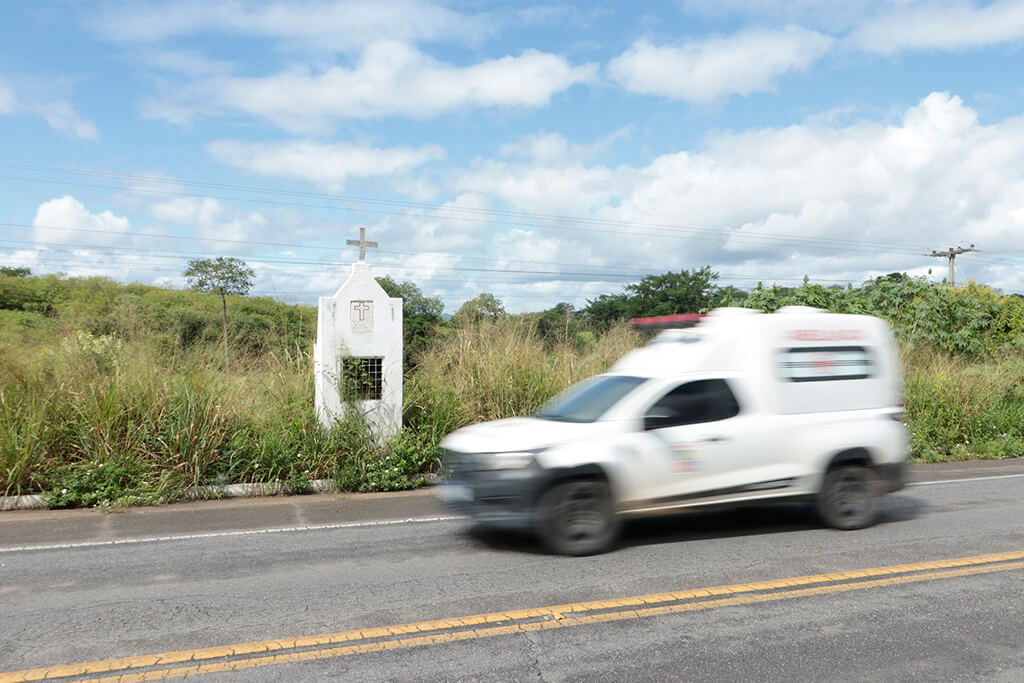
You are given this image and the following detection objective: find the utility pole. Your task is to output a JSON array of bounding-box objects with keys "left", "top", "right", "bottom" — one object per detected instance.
[{"left": 929, "top": 244, "right": 975, "bottom": 287}]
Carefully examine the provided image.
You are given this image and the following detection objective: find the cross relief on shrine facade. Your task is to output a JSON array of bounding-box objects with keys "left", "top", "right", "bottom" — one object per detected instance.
[{"left": 351, "top": 300, "right": 373, "bottom": 333}]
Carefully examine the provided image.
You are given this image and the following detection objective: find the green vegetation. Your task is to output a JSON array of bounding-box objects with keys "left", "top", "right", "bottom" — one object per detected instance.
[
  {"left": 734, "top": 274, "right": 1024, "bottom": 357},
  {"left": 183, "top": 257, "right": 256, "bottom": 375},
  {"left": 902, "top": 346, "right": 1024, "bottom": 462},
  {"left": 0, "top": 268, "right": 1022, "bottom": 507},
  {"left": 581, "top": 266, "right": 727, "bottom": 330},
  {"left": 375, "top": 275, "right": 444, "bottom": 367}
]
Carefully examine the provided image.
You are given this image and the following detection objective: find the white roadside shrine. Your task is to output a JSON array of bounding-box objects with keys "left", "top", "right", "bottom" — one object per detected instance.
[{"left": 313, "top": 228, "right": 403, "bottom": 441}]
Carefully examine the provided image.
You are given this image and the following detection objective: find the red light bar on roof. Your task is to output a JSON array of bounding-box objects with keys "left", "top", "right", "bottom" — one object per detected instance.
[{"left": 629, "top": 313, "right": 706, "bottom": 329}]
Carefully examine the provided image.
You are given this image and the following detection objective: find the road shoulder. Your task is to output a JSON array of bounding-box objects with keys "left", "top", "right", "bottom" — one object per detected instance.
[{"left": 2, "top": 458, "right": 1023, "bottom": 549}]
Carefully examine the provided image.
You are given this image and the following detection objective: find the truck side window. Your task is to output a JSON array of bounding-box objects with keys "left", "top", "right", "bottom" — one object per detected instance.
[{"left": 645, "top": 379, "right": 740, "bottom": 430}]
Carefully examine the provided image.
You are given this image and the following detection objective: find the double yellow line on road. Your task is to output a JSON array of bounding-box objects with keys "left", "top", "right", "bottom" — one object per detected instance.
[{"left": 4, "top": 549, "right": 1024, "bottom": 682}]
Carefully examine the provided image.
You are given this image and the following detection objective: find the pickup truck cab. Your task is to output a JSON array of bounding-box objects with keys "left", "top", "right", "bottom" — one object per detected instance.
[{"left": 435, "top": 307, "right": 909, "bottom": 555}]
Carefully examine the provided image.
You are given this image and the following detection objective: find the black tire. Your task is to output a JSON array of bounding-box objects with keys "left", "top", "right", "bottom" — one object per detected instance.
[
  {"left": 817, "top": 465, "right": 878, "bottom": 530},
  {"left": 537, "top": 479, "right": 619, "bottom": 556}
]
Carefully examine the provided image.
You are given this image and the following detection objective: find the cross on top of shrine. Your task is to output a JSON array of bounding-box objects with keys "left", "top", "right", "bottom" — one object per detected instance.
[{"left": 346, "top": 227, "right": 378, "bottom": 262}]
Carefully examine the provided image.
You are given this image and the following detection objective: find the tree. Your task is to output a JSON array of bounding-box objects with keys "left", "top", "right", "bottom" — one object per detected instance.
[
  {"left": 0, "top": 266, "right": 31, "bottom": 277},
  {"left": 536, "top": 302, "right": 576, "bottom": 344},
  {"left": 183, "top": 257, "right": 255, "bottom": 375},
  {"left": 452, "top": 293, "right": 505, "bottom": 326},
  {"left": 376, "top": 276, "right": 444, "bottom": 320},
  {"left": 376, "top": 276, "right": 445, "bottom": 366},
  {"left": 582, "top": 267, "right": 722, "bottom": 328}
]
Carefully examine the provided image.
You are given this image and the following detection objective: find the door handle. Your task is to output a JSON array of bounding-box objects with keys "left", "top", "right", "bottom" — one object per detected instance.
[{"left": 700, "top": 436, "right": 728, "bottom": 443}]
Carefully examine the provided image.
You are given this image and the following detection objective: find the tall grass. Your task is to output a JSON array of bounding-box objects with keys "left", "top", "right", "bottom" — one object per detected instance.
[
  {"left": 407, "top": 318, "right": 642, "bottom": 427},
  {"left": 2, "top": 316, "right": 1022, "bottom": 505},
  {"left": 0, "top": 320, "right": 642, "bottom": 502},
  {"left": 903, "top": 345, "right": 1024, "bottom": 462},
  {"left": 0, "top": 332, "right": 330, "bottom": 500}
]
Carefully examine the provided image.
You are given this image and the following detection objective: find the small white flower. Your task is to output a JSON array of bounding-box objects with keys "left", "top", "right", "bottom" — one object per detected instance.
[{"left": 61, "top": 488, "right": 68, "bottom": 494}]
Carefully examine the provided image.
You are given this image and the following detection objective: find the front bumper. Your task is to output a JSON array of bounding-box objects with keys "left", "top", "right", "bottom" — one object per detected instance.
[{"left": 433, "top": 450, "right": 545, "bottom": 530}]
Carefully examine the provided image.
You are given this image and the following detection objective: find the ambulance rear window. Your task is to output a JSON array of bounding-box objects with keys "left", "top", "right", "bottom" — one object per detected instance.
[{"left": 777, "top": 346, "right": 874, "bottom": 382}]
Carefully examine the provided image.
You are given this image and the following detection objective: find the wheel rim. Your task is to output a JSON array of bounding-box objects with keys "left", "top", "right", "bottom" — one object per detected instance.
[
  {"left": 556, "top": 485, "right": 608, "bottom": 544},
  {"left": 832, "top": 471, "right": 869, "bottom": 522}
]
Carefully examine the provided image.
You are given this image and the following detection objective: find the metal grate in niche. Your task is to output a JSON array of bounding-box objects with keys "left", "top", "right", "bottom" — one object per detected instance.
[{"left": 341, "top": 356, "right": 383, "bottom": 400}]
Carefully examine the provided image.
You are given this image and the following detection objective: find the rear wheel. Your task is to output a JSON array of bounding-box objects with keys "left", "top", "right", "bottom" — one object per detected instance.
[
  {"left": 817, "top": 465, "right": 877, "bottom": 530},
  {"left": 538, "top": 479, "right": 619, "bottom": 556}
]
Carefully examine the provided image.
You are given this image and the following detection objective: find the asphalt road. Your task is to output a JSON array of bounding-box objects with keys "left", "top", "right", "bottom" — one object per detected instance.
[{"left": 1, "top": 459, "right": 1023, "bottom": 682}]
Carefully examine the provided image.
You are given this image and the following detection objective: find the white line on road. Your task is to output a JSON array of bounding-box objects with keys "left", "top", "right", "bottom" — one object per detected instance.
[
  {"left": 0, "top": 515, "right": 465, "bottom": 554},
  {"left": 3, "top": 473, "right": 1022, "bottom": 554},
  {"left": 908, "top": 473, "right": 1024, "bottom": 487}
]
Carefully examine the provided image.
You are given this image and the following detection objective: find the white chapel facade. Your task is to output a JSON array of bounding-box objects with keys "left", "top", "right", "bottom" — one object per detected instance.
[{"left": 313, "top": 228, "right": 403, "bottom": 441}]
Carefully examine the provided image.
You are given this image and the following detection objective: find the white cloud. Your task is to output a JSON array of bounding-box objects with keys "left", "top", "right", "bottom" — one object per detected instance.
[
  {"left": 389, "top": 176, "right": 441, "bottom": 202},
  {"left": 136, "top": 48, "right": 234, "bottom": 77},
  {"left": 32, "top": 196, "right": 132, "bottom": 247},
  {"left": 498, "top": 132, "right": 575, "bottom": 164},
  {"left": 850, "top": 0, "right": 1024, "bottom": 54},
  {"left": 0, "top": 78, "right": 97, "bottom": 139},
  {"left": 89, "top": 0, "right": 487, "bottom": 51},
  {"left": 150, "top": 196, "right": 224, "bottom": 225},
  {"left": 206, "top": 139, "right": 445, "bottom": 191},
  {"left": 492, "top": 228, "right": 565, "bottom": 268},
  {"left": 357, "top": 193, "right": 493, "bottom": 258},
  {"left": 148, "top": 196, "right": 270, "bottom": 245},
  {"left": 498, "top": 127, "right": 633, "bottom": 165},
  {"left": 20, "top": 92, "right": 1024, "bottom": 308},
  {"left": 0, "top": 80, "right": 14, "bottom": 112},
  {"left": 456, "top": 159, "right": 630, "bottom": 217},
  {"left": 449, "top": 93, "right": 1024, "bottom": 294},
  {"left": 608, "top": 26, "right": 835, "bottom": 102},
  {"left": 147, "top": 41, "right": 597, "bottom": 132},
  {"left": 34, "top": 100, "right": 99, "bottom": 140},
  {"left": 678, "top": 0, "right": 888, "bottom": 32}
]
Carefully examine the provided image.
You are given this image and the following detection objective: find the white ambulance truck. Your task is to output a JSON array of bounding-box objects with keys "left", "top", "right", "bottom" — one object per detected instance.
[{"left": 435, "top": 307, "right": 909, "bottom": 555}]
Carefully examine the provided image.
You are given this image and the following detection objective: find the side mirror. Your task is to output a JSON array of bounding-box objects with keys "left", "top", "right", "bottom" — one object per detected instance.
[{"left": 644, "top": 407, "right": 678, "bottom": 431}]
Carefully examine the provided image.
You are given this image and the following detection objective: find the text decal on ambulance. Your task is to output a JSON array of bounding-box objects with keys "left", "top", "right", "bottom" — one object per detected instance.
[
  {"left": 670, "top": 443, "right": 703, "bottom": 473},
  {"left": 777, "top": 345, "right": 873, "bottom": 382}
]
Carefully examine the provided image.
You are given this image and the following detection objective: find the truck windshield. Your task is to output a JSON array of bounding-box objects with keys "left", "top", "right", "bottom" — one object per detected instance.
[{"left": 536, "top": 375, "right": 646, "bottom": 423}]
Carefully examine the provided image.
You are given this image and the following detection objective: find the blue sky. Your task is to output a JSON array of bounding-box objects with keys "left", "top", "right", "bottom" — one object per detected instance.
[{"left": 2, "top": 0, "right": 1023, "bottom": 313}]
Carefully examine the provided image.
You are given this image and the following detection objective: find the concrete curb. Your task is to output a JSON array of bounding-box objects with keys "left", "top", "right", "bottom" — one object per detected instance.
[
  {"left": 185, "top": 479, "right": 336, "bottom": 500},
  {"left": 1, "top": 479, "right": 338, "bottom": 511},
  {"left": 0, "top": 495, "right": 44, "bottom": 511}
]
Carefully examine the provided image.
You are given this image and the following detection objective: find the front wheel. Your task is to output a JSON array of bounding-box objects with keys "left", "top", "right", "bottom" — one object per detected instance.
[
  {"left": 817, "top": 465, "right": 878, "bottom": 530},
  {"left": 538, "top": 479, "right": 619, "bottom": 556}
]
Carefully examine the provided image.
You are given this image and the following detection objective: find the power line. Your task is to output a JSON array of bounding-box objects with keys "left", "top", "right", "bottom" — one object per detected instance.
[
  {"left": 0, "top": 242, "right": 867, "bottom": 286},
  {"left": 0, "top": 222, "right": 656, "bottom": 275},
  {"left": 7, "top": 163, "right": 1022, "bottom": 296},
  {"left": 2, "top": 171, "right": 933, "bottom": 257},
  {"left": 0, "top": 237, "right": 658, "bottom": 280},
  {"left": 0, "top": 164, "right": 940, "bottom": 255},
  {"left": 9, "top": 213, "right": 1002, "bottom": 289}
]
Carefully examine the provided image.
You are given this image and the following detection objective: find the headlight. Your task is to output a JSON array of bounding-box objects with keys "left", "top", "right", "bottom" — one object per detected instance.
[{"left": 484, "top": 452, "right": 536, "bottom": 470}]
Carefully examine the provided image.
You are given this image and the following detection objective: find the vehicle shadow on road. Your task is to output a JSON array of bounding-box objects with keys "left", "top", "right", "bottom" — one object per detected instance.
[
  {"left": 619, "top": 494, "right": 924, "bottom": 550},
  {"left": 465, "top": 494, "right": 926, "bottom": 555}
]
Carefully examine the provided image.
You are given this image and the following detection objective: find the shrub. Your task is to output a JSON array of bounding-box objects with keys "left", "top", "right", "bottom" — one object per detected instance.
[
  {"left": 903, "top": 346, "right": 1024, "bottom": 461},
  {"left": 2, "top": 271, "right": 1023, "bottom": 506},
  {"left": 41, "top": 459, "right": 170, "bottom": 509}
]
